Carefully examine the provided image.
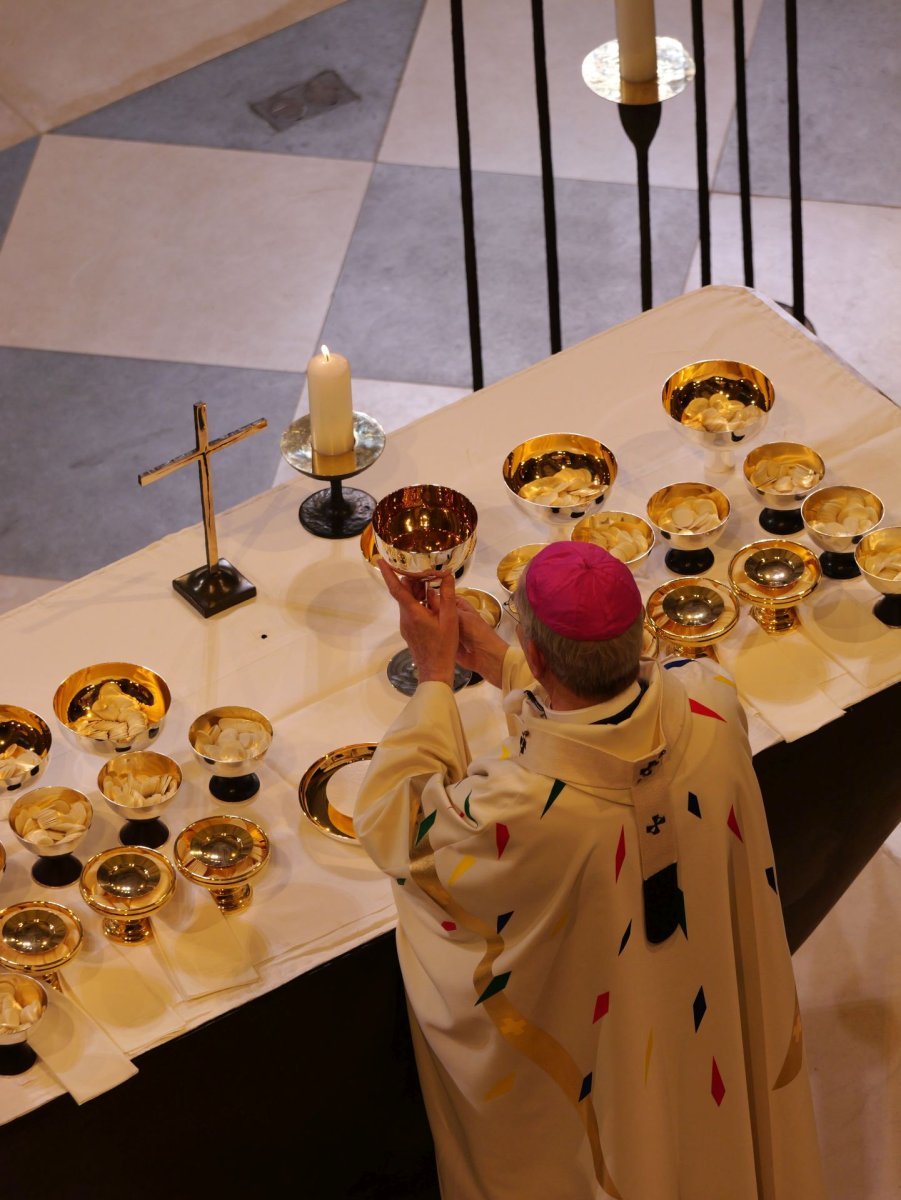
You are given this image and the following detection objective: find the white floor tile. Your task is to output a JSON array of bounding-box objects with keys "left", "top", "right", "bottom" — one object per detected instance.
[{"left": 0, "top": 135, "right": 371, "bottom": 371}]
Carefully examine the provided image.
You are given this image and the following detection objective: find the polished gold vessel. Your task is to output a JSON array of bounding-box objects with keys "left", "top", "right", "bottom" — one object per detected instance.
[
  {"left": 98, "top": 750, "right": 182, "bottom": 849},
  {"left": 0, "top": 972, "right": 48, "bottom": 1075},
  {"left": 359, "top": 522, "right": 381, "bottom": 571},
  {"left": 501, "top": 434, "right": 617, "bottom": 531},
  {"left": 298, "top": 743, "right": 377, "bottom": 843},
  {"left": 646, "top": 578, "right": 738, "bottom": 658},
  {"left": 663, "top": 359, "right": 774, "bottom": 472},
  {"left": 188, "top": 706, "right": 273, "bottom": 803},
  {"left": 855, "top": 526, "right": 901, "bottom": 626},
  {"left": 174, "top": 815, "right": 270, "bottom": 913},
  {"left": 646, "top": 482, "right": 730, "bottom": 576},
  {"left": 52, "top": 662, "right": 171, "bottom": 756},
  {"left": 457, "top": 588, "right": 503, "bottom": 629},
  {"left": 0, "top": 900, "right": 84, "bottom": 990},
  {"left": 496, "top": 543, "right": 549, "bottom": 620},
  {"left": 0, "top": 706, "right": 52, "bottom": 796},
  {"left": 729, "top": 539, "right": 821, "bottom": 634},
  {"left": 572, "top": 510, "right": 655, "bottom": 573},
  {"left": 742, "top": 441, "right": 825, "bottom": 535},
  {"left": 372, "top": 485, "right": 478, "bottom": 578},
  {"left": 80, "top": 846, "right": 177, "bottom": 944},
  {"left": 801, "top": 484, "right": 884, "bottom": 579},
  {"left": 9, "top": 786, "right": 93, "bottom": 888}
]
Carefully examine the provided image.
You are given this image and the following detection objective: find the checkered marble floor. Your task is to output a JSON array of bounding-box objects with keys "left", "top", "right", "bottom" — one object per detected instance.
[{"left": 0, "top": 2, "right": 898, "bottom": 1192}]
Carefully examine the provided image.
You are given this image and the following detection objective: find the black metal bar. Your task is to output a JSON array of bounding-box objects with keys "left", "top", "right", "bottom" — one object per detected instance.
[
  {"left": 691, "top": 0, "right": 712, "bottom": 285},
  {"left": 619, "top": 102, "right": 663, "bottom": 312},
  {"left": 530, "top": 0, "right": 562, "bottom": 354},
  {"left": 785, "top": 0, "right": 806, "bottom": 325},
  {"left": 732, "top": 0, "right": 754, "bottom": 286},
  {"left": 449, "top": 0, "right": 483, "bottom": 391}
]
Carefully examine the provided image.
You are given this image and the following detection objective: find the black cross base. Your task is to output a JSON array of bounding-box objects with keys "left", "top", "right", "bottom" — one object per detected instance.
[{"left": 172, "top": 558, "right": 257, "bottom": 617}]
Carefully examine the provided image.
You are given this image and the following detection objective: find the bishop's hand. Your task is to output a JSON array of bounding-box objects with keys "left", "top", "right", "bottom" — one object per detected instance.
[{"left": 377, "top": 559, "right": 459, "bottom": 688}]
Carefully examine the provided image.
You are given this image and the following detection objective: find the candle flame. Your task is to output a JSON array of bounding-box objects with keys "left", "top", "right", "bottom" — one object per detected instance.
[{"left": 321, "top": 345, "right": 330, "bottom": 361}]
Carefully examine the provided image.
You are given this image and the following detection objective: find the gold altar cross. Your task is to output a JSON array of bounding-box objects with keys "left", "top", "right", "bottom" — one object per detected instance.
[{"left": 139, "top": 402, "right": 268, "bottom": 617}]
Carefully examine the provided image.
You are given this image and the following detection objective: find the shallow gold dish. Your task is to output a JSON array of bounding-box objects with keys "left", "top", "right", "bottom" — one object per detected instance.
[
  {"left": 174, "top": 815, "right": 270, "bottom": 913},
  {"left": 80, "top": 845, "right": 176, "bottom": 944},
  {"left": 729, "top": 539, "right": 821, "bottom": 634},
  {"left": 52, "top": 662, "right": 171, "bottom": 757},
  {"left": 299, "top": 743, "right": 377, "bottom": 844},
  {"left": 0, "top": 706, "right": 52, "bottom": 796},
  {"left": 646, "top": 578, "right": 738, "bottom": 658},
  {"left": 0, "top": 900, "right": 84, "bottom": 990},
  {"left": 502, "top": 434, "right": 617, "bottom": 528}
]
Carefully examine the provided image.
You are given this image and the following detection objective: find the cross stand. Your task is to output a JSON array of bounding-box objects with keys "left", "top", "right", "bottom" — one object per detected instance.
[{"left": 139, "top": 403, "right": 267, "bottom": 618}]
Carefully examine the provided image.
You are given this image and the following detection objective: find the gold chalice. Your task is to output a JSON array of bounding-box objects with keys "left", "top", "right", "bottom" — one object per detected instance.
[
  {"left": 0, "top": 707, "right": 51, "bottom": 796},
  {"left": 572, "top": 511, "right": 655, "bottom": 572},
  {"left": 646, "top": 578, "right": 738, "bottom": 659},
  {"left": 663, "top": 359, "right": 774, "bottom": 473},
  {"left": 743, "top": 441, "right": 826, "bottom": 535},
  {"left": 646, "top": 482, "right": 730, "bottom": 576},
  {"left": 0, "top": 900, "right": 84, "bottom": 991},
  {"left": 502, "top": 434, "right": 617, "bottom": 536},
  {"left": 98, "top": 751, "right": 182, "bottom": 849},
  {"left": 80, "top": 846, "right": 176, "bottom": 944},
  {"left": 188, "top": 706, "right": 273, "bottom": 803},
  {"left": 496, "top": 543, "right": 549, "bottom": 621},
  {"left": 9, "top": 787, "right": 93, "bottom": 888},
  {"left": 855, "top": 526, "right": 901, "bottom": 626},
  {"left": 53, "top": 662, "right": 171, "bottom": 757},
  {"left": 373, "top": 485, "right": 478, "bottom": 695},
  {"left": 174, "top": 815, "right": 270, "bottom": 914},
  {"left": 729, "top": 539, "right": 821, "bottom": 634},
  {"left": 0, "top": 972, "right": 48, "bottom": 1076},
  {"left": 801, "top": 484, "right": 883, "bottom": 579}
]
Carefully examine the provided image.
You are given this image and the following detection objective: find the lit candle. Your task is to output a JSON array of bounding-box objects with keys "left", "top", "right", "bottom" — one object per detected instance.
[
  {"left": 307, "top": 345, "right": 355, "bottom": 456},
  {"left": 615, "top": 0, "right": 657, "bottom": 83}
]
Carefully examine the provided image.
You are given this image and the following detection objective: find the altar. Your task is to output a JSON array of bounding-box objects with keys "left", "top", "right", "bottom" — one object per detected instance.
[{"left": 0, "top": 286, "right": 898, "bottom": 1197}]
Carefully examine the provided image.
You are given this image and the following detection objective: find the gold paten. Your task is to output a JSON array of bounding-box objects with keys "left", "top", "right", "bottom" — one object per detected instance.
[
  {"left": 298, "top": 743, "right": 377, "bottom": 843},
  {"left": 729, "top": 539, "right": 821, "bottom": 634},
  {"left": 663, "top": 359, "right": 774, "bottom": 473},
  {"left": 0, "top": 900, "right": 84, "bottom": 990},
  {"left": 0, "top": 706, "right": 52, "bottom": 795},
  {"left": 372, "top": 485, "right": 478, "bottom": 578},
  {"left": 174, "top": 815, "right": 270, "bottom": 913},
  {"left": 52, "top": 662, "right": 171, "bottom": 756},
  {"left": 501, "top": 434, "right": 617, "bottom": 531},
  {"left": 646, "top": 578, "right": 738, "bottom": 659},
  {"left": 80, "top": 846, "right": 176, "bottom": 944}
]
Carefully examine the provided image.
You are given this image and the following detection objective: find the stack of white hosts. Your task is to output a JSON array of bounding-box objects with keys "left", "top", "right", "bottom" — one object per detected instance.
[
  {"left": 73, "top": 681, "right": 149, "bottom": 743},
  {"left": 0, "top": 979, "right": 42, "bottom": 1033},
  {"left": 661, "top": 497, "right": 721, "bottom": 535},
  {"left": 460, "top": 592, "right": 498, "bottom": 622},
  {"left": 682, "top": 392, "right": 762, "bottom": 433},
  {"left": 0, "top": 746, "right": 43, "bottom": 788},
  {"left": 194, "top": 718, "right": 271, "bottom": 762},
  {"left": 12, "top": 795, "right": 90, "bottom": 848},
  {"left": 519, "top": 467, "right": 598, "bottom": 504},
  {"left": 103, "top": 772, "right": 178, "bottom": 808},
  {"left": 583, "top": 517, "right": 651, "bottom": 563},
  {"left": 750, "top": 459, "right": 819, "bottom": 494},
  {"left": 809, "top": 495, "right": 881, "bottom": 536}
]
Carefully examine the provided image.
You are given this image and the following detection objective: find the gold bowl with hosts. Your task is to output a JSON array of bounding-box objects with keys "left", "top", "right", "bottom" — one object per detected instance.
[{"left": 502, "top": 434, "right": 616, "bottom": 531}]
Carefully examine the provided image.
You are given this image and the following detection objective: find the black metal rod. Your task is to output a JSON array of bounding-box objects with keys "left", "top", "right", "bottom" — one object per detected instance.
[
  {"left": 530, "top": 0, "right": 562, "bottom": 353},
  {"left": 785, "top": 0, "right": 806, "bottom": 325},
  {"left": 732, "top": 0, "right": 754, "bottom": 286},
  {"left": 691, "top": 0, "right": 712, "bottom": 285},
  {"left": 449, "top": 0, "right": 483, "bottom": 391},
  {"left": 619, "top": 103, "right": 662, "bottom": 312}
]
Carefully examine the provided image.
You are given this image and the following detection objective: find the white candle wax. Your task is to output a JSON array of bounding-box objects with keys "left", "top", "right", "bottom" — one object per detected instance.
[
  {"left": 307, "top": 345, "right": 355, "bottom": 456},
  {"left": 615, "top": 0, "right": 657, "bottom": 83}
]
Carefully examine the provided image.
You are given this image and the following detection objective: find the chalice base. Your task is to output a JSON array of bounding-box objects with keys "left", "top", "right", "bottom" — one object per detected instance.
[
  {"left": 664, "top": 547, "right": 714, "bottom": 576},
  {"left": 173, "top": 558, "right": 256, "bottom": 618},
  {"left": 873, "top": 594, "right": 901, "bottom": 627},
  {"left": 666, "top": 641, "right": 718, "bottom": 661},
  {"left": 819, "top": 550, "right": 860, "bottom": 579},
  {"left": 209, "top": 772, "right": 260, "bottom": 803},
  {"left": 102, "top": 916, "right": 153, "bottom": 944},
  {"left": 31, "top": 853, "right": 82, "bottom": 888},
  {"left": 387, "top": 650, "right": 472, "bottom": 697},
  {"left": 119, "top": 817, "right": 168, "bottom": 849},
  {"left": 300, "top": 485, "right": 375, "bottom": 539},
  {"left": 750, "top": 603, "right": 801, "bottom": 635},
  {"left": 759, "top": 506, "right": 804, "bottom": 535},
  {"left": 0, "top": 1043, "right": 37, "bottom": 1076},
  {"left": 211, "top": 883, "right": 253, "bottom": 913}
]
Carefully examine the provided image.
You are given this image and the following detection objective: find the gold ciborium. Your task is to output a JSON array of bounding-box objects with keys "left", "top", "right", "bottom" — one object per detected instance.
[
  {"left": 646, "top": 482, "right": 730, "bottom": 576},
  {"left": 646, "top": 578, "right": 738, "bottom": 659},
  {"left": 572, "top": 510, "right": 655, "bottom": 573},
  {"left": 502, "top": 434, "right": 617, "bottom": 536},
  {"left": 855, "top": 526, "right": 901, "bottom": 626},
  {"left": 174, "top": 815, "right": 270, "bottom": 913},
  {"left": 496, "top": 543, "right": 549, "bottom": 621},
  {"left": 0, "top": 706, "right": 51, "bottom": 796},
  {"left": 0, "top": 900, "right": 84, "bottom": 990},
  {"left": 0, "top": 972, "right": 48, "bottom": 1076},
  {"left": 729, "top": 539, "right": 821, "bottom": 634},
  {"left": 743, "top": 441, "right": 825, "bottom": 535},
  {"left": 98, "top": 751, "right": 182, "bottom": 849},
  {"left": 53, "top": 662, "right": 171, "bottom": 757},
  {"left": 80, "top": 846, "right": 176, "bottom": 944},
  {"left": 663, "top": 359, "right": 774, "bottom": 473},
  {"left": 801, "top": 484, "right": 883, "bottom": 579},
  {"left": 188, "top": 706, "right": 273, "bottom": 803},
  {"left": 373, "top": 485, "right": 478, "bottom": 695},
  {"left": 9, "top": 787, "right": 93, "bottom": 888}
]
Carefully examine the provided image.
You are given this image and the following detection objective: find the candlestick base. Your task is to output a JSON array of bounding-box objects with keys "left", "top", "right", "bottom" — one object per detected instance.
[
  {"left": 299, "top": 484, "right": 376, "bottom": 539},
  {"left": 582, "top": 36, "right": 695, "bottom": 105},
  {"left": 172, "top": 558, "right": 257, "bottom": 617}
]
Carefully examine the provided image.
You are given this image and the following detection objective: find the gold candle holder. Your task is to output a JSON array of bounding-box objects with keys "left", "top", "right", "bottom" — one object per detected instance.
[
  {"left": 729, "top": 539, "right": 821, "bottom": 634},
  {"left": 174, "top": 815, "right": 270, "bottom": 914},
  {"left": 501, "top": 434, "right": 617, "bottom": 537},
  {"left": 0, "top": 900, "right": 84, "bottom": 990},
  {"left": 0, "top": 706, "right": 52, "bottom": 797},
  {"left": 663, "top": 359, "right": 774, "bottom": 473},
  {"left": 52, "top": 662, "right": 171, "bottom": 757},
  {"left": 645, "top": 578, "right": 738, "bottom": 659},
  {"left": 80, "top": 846, "right": 176, "bottom": 944}
]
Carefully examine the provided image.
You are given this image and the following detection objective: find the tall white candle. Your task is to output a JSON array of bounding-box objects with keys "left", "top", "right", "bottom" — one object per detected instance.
[
  {"left": 615, "top": 0, "right": 657, "bottom": 83},
  {"left": 307, "top": 345, "right": 355, "bottom": 456}
]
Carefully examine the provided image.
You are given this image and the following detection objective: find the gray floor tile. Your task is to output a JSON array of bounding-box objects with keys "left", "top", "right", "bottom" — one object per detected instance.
[
  {"left": 1, "top": 349, "right": 302, "bottom": 579},
  {"left": 0, "top": 137, "right": 38, "bottom": 249},
  {"left": 55, "top": 0, "right": 424, "bottom": 162},
  {"left": 321, "top": 163, "right": 699, "bottom": 389},
  {"left": 715, "top": 0, "right": 901, "bottom": 205}
]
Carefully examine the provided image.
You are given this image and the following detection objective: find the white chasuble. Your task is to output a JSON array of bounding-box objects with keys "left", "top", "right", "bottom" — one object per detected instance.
[{"left": 356, "top": 653, "right": 826, "bottom": 1200}]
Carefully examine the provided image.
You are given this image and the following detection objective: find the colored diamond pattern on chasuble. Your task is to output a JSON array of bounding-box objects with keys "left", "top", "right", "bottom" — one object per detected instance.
[
  {"left": 396, "top": 877, "right": 406, "bottom": 886},
  {"left": 687, "top": 791, "right": 702, "bottom": 818},
  {"left": 463, "top": 793, "right": 473, "bottom": 820},
  {"left": 449, "top": 855, "right": 476, "bottom": 885},
  {"left": 594, "top": 992, "right": 610, "bottom": 1022},
  {"left": 541, "top": 778, "right": 566, "bottom": 817},
  {"left": 579, "top": 1072, "right": 593, "bottom": 1102},
  {"left": 484, "top": 1073, "right": 516, "bottom": 1101},
  {"left": 614, "top": 826, "right": 626, "bottom": 881},
  {"left": 711, "top": 1057, "right": 726, "bottom": 1106},
  {"left": 727, "top": 806, "right": 743, "bottom": 841},
  {"left": 496, "top": 911, "right": 513, "bottom": 934},
  {"left": 688, "top": 698, "right": 726, "bottom": 722},
  {"left": 476, "top": 971, "right": 512, "bottom": 1005},
  {"left": 415, "top": 810, "right": 436, "bottom": 844},
  {"left": 618, "top": 920, "right": 632, "bottom": 955},
  {"left": 766, "top": 866, "right": 778, "bottom": 893},
  {"left": 693, "top": 986, "right": 707, "bottom": 1031},
  {"left": 713, "top": 674, "right": 736, "bottom": 688},
  {"left": 441, "top": 920, "right": 457, "bottom": 932},
  {"left": 663, "top": 659, "right": 692, "bottom": 670},
  {"left": 496, "top": 823, "right": 510, "bottom": 858}
]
